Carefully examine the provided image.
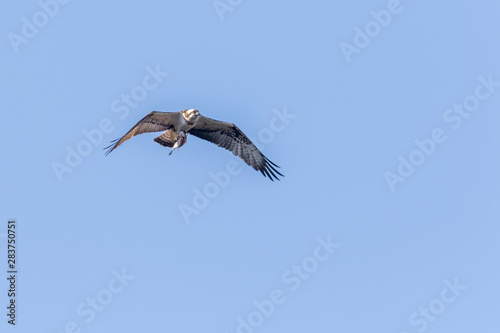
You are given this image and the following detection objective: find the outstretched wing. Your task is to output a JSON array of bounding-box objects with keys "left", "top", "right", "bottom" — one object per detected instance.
[
  {"left": 189, "top": 116, "right": 283, "bottom": 181},
  {"left": 104, "top": 111, "right": 180, "bottom": 155}
]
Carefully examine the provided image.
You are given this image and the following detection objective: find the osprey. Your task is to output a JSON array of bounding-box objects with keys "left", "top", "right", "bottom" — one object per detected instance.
[{"left": 104, "top": 109, "right": 283, "bottom": 181}]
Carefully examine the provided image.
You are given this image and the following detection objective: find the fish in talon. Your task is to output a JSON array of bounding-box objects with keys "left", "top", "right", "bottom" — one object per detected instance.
[{"left": 169, "top": 130, "right": 187, "bottom": 155}]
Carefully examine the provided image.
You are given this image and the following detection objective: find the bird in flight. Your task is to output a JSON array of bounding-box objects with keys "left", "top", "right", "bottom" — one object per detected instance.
[{"left": 104, "top": 109, "right": 283, "bottom": 181}]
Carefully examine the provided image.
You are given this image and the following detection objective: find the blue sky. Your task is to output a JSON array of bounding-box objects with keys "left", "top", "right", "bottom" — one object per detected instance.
[{"left": 1, "top": 0, "right": 500, "bottom": 332}]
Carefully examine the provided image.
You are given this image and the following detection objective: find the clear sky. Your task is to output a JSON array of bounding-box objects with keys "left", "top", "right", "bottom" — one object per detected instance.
[{"left": 2, "top": 0, "right": 500, "bottom": 332}]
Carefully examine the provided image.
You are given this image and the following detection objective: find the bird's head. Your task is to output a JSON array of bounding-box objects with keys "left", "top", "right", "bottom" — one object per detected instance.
[{"left": 182, "top": 109, "right": 201, "bottom": 122}]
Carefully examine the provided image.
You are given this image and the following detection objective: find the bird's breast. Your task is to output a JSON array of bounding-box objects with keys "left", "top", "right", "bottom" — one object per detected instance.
[{"left": 179, "top": 116, "right": 198, "bottom": 132}]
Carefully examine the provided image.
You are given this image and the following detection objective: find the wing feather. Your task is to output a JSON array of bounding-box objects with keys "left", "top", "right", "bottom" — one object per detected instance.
[
  {"left": 189, "top": 116, "right": 283, "bottom": 181},
  {"left": 104, "top": 111, "right": 179, "bottom": 155}
]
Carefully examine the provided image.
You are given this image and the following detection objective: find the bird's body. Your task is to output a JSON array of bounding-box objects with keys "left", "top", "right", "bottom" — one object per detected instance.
[{"left": 104, "top": 109, "right": 283, "bottom": 181}]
